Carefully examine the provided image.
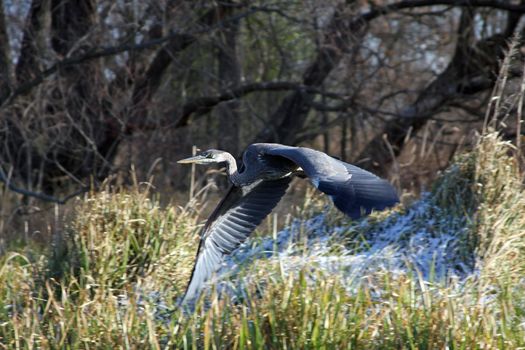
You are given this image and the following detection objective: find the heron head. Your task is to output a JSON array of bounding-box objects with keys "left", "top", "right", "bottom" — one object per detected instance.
[{"left": 177, "top": 149, "right": 230, "bottom": 165}]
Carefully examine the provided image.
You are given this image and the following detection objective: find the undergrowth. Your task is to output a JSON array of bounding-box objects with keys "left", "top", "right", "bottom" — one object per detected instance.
[{"left": 0, "top": 133, "right": 524, "bottom": 349}]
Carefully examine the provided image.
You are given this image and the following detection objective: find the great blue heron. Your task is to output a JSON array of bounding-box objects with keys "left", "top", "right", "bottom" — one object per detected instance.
[{"left": 177, "top": 143, "right": 399, "bottom": 303}]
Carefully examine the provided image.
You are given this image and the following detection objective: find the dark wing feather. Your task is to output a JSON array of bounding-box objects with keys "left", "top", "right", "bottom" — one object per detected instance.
[
  {"left": 264, "top": 145, "right": 399, "bottom": 219},
  {"left": 181, "top": 178, "right": 291, "bottom": 304}
]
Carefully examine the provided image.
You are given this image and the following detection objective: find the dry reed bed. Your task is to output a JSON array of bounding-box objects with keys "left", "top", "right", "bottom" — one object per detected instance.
[{"left": 0, "top": 133, "right": 524, "bottom": 349}]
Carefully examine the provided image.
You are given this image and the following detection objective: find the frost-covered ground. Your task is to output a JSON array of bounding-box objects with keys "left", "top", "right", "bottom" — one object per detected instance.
[
  {"left": 217, "top": 193, "right": 475, "bottom": 298},
  {"left": 131, "top": 192, "right": 481, "bottom": 318}
]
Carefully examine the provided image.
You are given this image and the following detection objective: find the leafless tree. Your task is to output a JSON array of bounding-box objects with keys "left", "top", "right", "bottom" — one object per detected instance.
[{"left": 1, "top": 0, "right": 524, "bottom": 202}]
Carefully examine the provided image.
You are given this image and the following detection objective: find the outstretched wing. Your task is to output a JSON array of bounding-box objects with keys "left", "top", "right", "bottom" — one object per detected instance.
[
  {"left": 264, "top": 144, "right": 399, "bottom": 219},
  {"left": 181, "top": 177, "right": 291, "bottom": 304}
]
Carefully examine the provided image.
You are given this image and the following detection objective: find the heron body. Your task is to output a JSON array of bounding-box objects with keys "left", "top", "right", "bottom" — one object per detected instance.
[{"left": 177, "top": 143, "right": 399, "bottom": 304}]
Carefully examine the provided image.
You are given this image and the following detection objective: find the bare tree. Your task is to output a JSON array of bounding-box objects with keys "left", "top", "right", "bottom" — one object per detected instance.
[
  {"left": 1, "top": 0, "right": 525, "bottom": 203},
  {"left": 357, "top": 4, "right": 525, "bottom": 176}
]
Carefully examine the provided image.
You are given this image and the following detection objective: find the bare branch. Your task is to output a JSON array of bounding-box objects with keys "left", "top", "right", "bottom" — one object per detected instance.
[
  {"left": 171, "top": 81, "right": 347, "bottom": 128},
  {"left": 360, "top": 0, "right": 525, "bottom": 22},
  {"left": 129, "top": 34, "right": 196, "bottom": 115},
  {"left": 0, "top": 6, "right": 263, "bottom": 109},
  {"left": 0, "top": 167, "right": 87, "bottom": 204},
  {"left": 0, "top": 32, "right": 195, "bottom": 108},
  {"left": 355, "top": 28, "right": 520, "bottom": 175},
  {"left": 4, "top": 0, "right": 520, "bottom": 111},
  {"left": 128, "top": 5, "right": 223, "bottom": 119},
  {"left": 251, "top": 0, "right": 525, "bottom": 146}
]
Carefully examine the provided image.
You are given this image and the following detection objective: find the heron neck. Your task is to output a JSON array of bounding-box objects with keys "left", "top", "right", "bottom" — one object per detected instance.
[{"left": 223, "top": 152, "right": 242, "bottom": 186}]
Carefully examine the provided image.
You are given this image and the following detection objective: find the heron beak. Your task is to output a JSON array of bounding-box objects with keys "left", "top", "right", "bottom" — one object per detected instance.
[{"left": 177, "top": 155, "right": 208, "bottom": 164}]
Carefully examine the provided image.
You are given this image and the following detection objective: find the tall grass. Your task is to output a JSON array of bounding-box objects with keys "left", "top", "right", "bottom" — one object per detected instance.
[
  {"left": 58, "top": 186, "right": 197, "bottom": 291},
  {"left": 0, "top": 185, "right": 198, "bottom": 348},
  {"left": 473, "top": 135, "right": 525, "bottom": 281},
  {"left": 0, "top": 133, "right": 524, "bottom": 349},
  {"left": 432, "top": 133, "right": 525, "bottom": 281}
]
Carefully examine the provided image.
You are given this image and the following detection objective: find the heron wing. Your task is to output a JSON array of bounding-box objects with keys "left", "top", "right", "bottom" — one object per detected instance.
[
  {"left": 181, "top": 177, "right": 291, "bottom": 304},
  {"left": 264, "top": 145, "right": 399, "bottom": 219}
]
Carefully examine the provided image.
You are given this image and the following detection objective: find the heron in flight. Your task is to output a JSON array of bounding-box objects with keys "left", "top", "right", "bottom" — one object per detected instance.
[{"left": 177, "top": 143, "right": 399, "bottom": 303}]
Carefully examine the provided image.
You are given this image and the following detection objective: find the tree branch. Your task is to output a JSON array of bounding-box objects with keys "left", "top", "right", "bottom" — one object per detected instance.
[
  {"left": 171, "top": 81, "right": 347, "bottom": 128},
  {"left": 128, "top": 5, "right": 225, "bottom": 120},
  {"left": 0, "top": 6, "right": 264, "bottom": 109},
  {"left": 249, "top": 0, "right": 525, "bottom": 146},
  {"left": 129, "top": 34, "right": 196, "bottom": 116},
  {"left": 360, "top": 0, "right": 525, "bottom": 22},
  {"left": 0, "top": 32, "right": 195, "bottom": 108},
  {"left": 356, "top": 25, "right": 521, "bottom": 175},
  {"left": 0, "top": 167, "right": 87, "bottom": 204}
]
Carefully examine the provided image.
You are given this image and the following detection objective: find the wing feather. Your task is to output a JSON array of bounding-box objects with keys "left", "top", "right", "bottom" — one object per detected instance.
[
  {"left": 181, "top": 178, "right": 291, "bottom": 304},
  {"left": 264, "top": 145, "right": 399, "bottom": 219}
]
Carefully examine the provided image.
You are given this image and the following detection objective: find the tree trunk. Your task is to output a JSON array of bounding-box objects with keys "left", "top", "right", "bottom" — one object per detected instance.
[
  {"left": 253, "top": 3, "right": 364, "bottom": 145},
  {"left": 215, "top": 3, "right": 240, "bottom": 156},
  {"left": 16, "top": 0, "right": 50, "bottom": 85},
  {"left": 0, "top": 0, "right": 11, "bottom": 100},
  {"left": 48, "top": 0, "right": 114, "bottom": 180}
]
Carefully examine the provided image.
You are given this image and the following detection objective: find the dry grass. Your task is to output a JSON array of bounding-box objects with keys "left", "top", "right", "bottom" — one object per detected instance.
[{"left": 0, "top": 132, "right": 524, "bottom": 349}]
